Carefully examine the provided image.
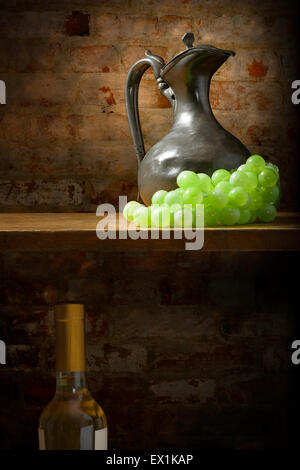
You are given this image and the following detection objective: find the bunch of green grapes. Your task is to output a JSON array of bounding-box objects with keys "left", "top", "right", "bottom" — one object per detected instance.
[{"left": 123, "top": 155, "right": 280, "bottom": 227}]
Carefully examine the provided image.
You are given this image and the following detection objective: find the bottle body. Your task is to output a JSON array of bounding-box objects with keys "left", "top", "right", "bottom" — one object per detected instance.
[{"left": 38, "top": 305, "right": 107, "bottom": 450}]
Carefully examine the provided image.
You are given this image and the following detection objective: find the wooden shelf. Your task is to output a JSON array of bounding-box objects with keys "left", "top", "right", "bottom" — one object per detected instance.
[{"left": 0, "top": 212, "right": 299, "bottom": 251}]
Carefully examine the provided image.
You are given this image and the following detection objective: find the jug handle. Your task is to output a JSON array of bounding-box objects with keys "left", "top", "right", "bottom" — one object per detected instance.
[{"left": 125, "top": 50, "right": 165, "bottom": 163}]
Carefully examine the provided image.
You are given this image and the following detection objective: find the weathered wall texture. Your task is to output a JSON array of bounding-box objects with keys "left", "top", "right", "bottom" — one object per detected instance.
[
  {"left": 0, "top": 250, "right": 299, "bottom": 450},
  {"left": 0, "top": 0, "right": 299, "bottom": 211},
  {"left": 0, "top": 0, "right": 299, "bottom": 452}
]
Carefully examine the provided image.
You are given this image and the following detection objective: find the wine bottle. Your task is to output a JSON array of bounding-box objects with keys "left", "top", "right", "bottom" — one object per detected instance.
[{"left": 38, "top": 303, "right": 107, "bottom": 450}]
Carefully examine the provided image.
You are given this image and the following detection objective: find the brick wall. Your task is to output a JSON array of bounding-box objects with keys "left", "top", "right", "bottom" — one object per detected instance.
[
  {"left": 0, "top": 0, "right": 299, "bottom": 452},
  {"left": 0, "top": 250, "right": 299, "bottom": 450},
  {"left": 0, "top": 0, "right": 299, "bottom": 211}
]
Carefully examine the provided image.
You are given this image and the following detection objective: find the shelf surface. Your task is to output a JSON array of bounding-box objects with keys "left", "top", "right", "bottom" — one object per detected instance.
[{"left": 0, "top": 212, "right": 299, "bottom": 251}]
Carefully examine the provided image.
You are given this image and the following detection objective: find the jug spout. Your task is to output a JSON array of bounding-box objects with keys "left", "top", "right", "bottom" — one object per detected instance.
[
  {"left": 160, "top": 40, "right": 235, "bottom": 125},
  {"left": 161, "top": 44, "right": 235, "bottom": 82},
  {"left": 162, "top": 33, "right": 234, "bottom": 77}
]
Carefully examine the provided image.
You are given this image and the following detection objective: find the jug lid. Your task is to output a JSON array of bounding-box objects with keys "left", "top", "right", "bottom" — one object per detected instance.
[{"left": 160, "top": 32, "right": 235, "bottom": 77}]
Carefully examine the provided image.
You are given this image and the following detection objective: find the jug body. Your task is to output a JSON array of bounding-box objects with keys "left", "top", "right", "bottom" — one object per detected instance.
[
  {"left": 125, "top": 35, "right": 250, "bottom": 206},
  {"left": 139, "top": 117, "right": 250, "bottom": 206}
]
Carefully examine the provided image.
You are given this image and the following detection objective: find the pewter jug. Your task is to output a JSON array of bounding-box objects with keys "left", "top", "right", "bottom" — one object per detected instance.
[{"left": 125, "top": 33, "right": 250, "bottom": 206}]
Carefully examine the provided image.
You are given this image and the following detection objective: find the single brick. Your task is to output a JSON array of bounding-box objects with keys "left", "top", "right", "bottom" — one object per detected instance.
[
  {"left": 3, "top": 73, "right": 78, "bottom": 106},
  {"left": 0, "top": 12, "right": 66, "bottom": 38},
  {"left": 200, "top": 14, "right": 286, "bottom": 47},
  {"left": 109, "top": 304, "right": 219, "bottom": 339},
  {"left": 0, "top": 179, "right": 85, "bottom": 206},
  {"left": 156, "top": 15, "right": 193, "bottom": 36},
  {"left": 71, "top": 45, "right": 120, "bottom": 73},
  {"left": 88, "top": 342, "right": 147, "bottom": 373},
  {"left": 210, "top": 81, "right": 283, "bottom": 112},
  {"left": 94, "top": 14, "right": 157, "bottom": 40},
  {"left": 0, "top": 141, "right": 73, "bottom": 178},
  {"left": 149, "top": 378, "right": 215, "bottom": 404},
  {"left": 70, "top": 141, "right": 138, "bottom": 178},
  {"left": 239, "top": 49, "right": 280, "bottom": 80}
]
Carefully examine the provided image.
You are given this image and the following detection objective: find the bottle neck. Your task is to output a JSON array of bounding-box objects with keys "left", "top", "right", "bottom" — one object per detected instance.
[
  {"left": 56, "top": 371, "right": 87, "bottom": 393},
  {"left": 55, "top": 310, "right": 86, "bottom": 373}
]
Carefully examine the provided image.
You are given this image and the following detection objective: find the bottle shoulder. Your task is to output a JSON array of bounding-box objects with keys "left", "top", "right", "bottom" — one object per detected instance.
[{"left": 39, "top": 389, "right": 106, "bottom": 427}]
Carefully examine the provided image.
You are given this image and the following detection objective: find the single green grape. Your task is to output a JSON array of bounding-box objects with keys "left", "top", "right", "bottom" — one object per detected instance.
[
  {"left": 175, "top": 188, "right": 184, "bottom": 196},
  {"left": 242, "top": 194, "right": 251, "bottom": 209},
  {"left": 123, "top": 201, "right": 141, "bottom": 222},
  {"left": 204, "top": 206, "right": 220, "bottom": 226},
  {"left": 151, "top": 190, "right": 168, "bottom": 205},
  {"left": 164, "top": 189, "right": 184, "bottom": 206},
  {"left": 134, "top": 206, "right": 151, "bottom": 227},
  {"left": 170, "top": 203, "right": 182, "bottom": 214},
  {"left": 248, "top": 190, "right": 263, "bottom": 210},
  {"left": 237, "top": 164, "right": 247, "bottom": 172},
  {"left": 215, "top": 181, "right": 233, "bottom": 194},
  {"left": 248, "top": 211, "right": 257, "bottom": 224},
  {"left": 245, "top": 154, "right": 266, "bottom": 174},
  {"left": 258, "top": 167, "right": 279, "bottom": 188},
  {"left": 177, "top": 170, "right": 200, "bottom": 190},
  {"left": 230, "top": 170, "right": 249, "bottom": 189},
  {"left": 257, "top": 204, "right": 277, "bottom": 222},
  {"left": 197, "top": 173, "right": 212, "bottom": 193},
  {"left": 220, "top": 206, "right": 240, "bottom": 225},
  {"left": 266, "top": 162, "right": 279, "bottom": 174},
  {"left": 210, "top": 188, "right": 228, "bottom": 209},
  {"left": 244, "top": 171, "right": 258, "bottom": 191},
  {"left": 151, "top": 204, "right": 172, "bottom": 228},
  {"left": 237, "top": 208, "right": 251, "bottom": 224},
  {"left": 211, "top": 169, "right": 230, "bottom": 186},
  {"left": 173, "top": 208, "right": 194, "bottom": 228},
  {"left": 228, "top": 186, "right": 249, "bottom": 207},
  {"left": 183, "top": 186, "right": 203, "bottom": 204},
  {"left": 261, "top": 185, "right": 280, "bottom": 204}
]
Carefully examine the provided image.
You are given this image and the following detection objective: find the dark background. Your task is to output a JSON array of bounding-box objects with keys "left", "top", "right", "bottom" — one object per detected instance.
[{"left": 0, "top": 0, "right": 299, "bottom": 450}]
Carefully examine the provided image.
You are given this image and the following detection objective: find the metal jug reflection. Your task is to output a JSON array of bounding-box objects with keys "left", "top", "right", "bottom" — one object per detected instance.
[{"left": 125, "top": 33, "right": 250, "bottom": 205}]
